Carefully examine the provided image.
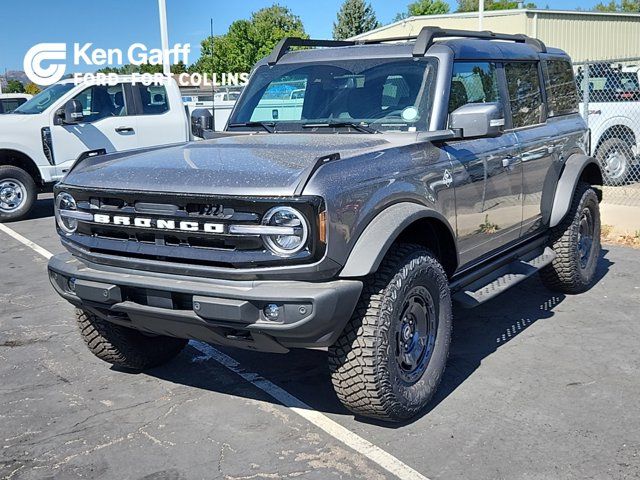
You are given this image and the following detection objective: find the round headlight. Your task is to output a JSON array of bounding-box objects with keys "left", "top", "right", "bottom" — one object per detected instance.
[
  {"left": 262, "top": 206, "right": 308, "bottom": 256},
  {"left": 55, "top": 192, "right": 78, "bottom": 234}
]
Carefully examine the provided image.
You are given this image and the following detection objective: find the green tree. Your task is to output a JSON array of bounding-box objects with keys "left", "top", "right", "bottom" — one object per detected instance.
[
  {"left": 593, "top": 0, "right": 639, "bottom": 11},
  {"left": 5, "top": 79, "right": 24, "bottom": 93},
  {"left": 333, "top": 0, "right": 380, "bottom": 40},
  {"left": 457, "top": 0, "right": 536, "bottom": 11},
  {"left": 24, "top": 83, "right": 41, "bottom": 95},
  {"left": 410, "top": 0, "right": 450, "bottom": 16},
  {"left": 96, "top": 61, "right": 188, "bottom": 75},
  {"left": 191, "top": 5, "right": 307, "bottom": 75}
]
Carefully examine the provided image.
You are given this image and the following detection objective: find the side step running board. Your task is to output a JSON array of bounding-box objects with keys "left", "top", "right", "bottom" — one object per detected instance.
[{"left": 452, "top": 247, "right": 556, "bottom": 308}]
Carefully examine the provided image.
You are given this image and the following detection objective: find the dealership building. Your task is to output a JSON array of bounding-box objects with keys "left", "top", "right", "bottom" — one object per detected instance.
[{"left": 351, "top": 9, "right": 640, "bottom": 63}]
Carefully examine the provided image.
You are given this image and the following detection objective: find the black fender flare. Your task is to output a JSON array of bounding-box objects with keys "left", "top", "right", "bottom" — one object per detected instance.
[
  {"left": 339, "top": 202, "right": 457, "bottom": 278},
  {"left": 549, "top": 154, "right": 603, "bottom": 228}
]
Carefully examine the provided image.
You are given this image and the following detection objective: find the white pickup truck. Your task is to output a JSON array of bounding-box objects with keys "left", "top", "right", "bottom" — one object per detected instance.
[
  {"left": 578, "top": 68, "right": 640, "bottom": 185},
  {"left": 0, "top": 75, "right": 197, "bottom": 221},
  {"left": 0, "top": 94, "right": 32, "bottom": 114}
]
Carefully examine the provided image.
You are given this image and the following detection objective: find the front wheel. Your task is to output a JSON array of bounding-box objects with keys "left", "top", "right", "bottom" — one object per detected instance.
[
  {"left": 328, "top": 244, "right": 452, "bottom": 422},
  {"left": 0, "top": 166, "right": 37, "bottom": 222},
  {"left": 77, "top": 309, "right": 188, "bottom": 370}
]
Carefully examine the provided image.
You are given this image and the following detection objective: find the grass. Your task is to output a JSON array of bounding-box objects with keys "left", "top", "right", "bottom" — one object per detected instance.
[
  {"left": 600, "top": 224, "right": 640, "bottom": 249},
  {"left": 477, "top": 215, "right": 500, "bottom": 234}
]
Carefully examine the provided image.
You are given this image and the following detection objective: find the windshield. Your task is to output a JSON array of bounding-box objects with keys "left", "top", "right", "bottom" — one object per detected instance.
[
  {"left": 229, "top": 58, "right": 436, "bottom": 132},
  {"left": 13, "top": 83, "right": 75, "bottom": 114}
]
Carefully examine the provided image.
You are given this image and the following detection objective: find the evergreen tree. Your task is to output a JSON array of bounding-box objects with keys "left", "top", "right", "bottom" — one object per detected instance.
[{"left": 333, "top": 0, "right": 381, "bottom": 40}]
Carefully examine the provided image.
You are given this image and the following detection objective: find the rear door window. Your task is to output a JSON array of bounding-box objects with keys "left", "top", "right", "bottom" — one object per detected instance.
[
  {"left": 543, "top": 60, "right": 579, "bottom": 117},
  {"left": 504, "top": 62, "right": 544, "bottom": 128},
  {"left": 132, "top": 85, "right": 169, "bottom": 115}
]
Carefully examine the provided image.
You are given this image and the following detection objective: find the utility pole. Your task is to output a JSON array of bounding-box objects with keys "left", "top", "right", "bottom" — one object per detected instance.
[
  {"left": 158, "top": 0, "right": 171, "bottom": 76},
  {"left": 210, "top": 17, "right": 216, "bottom": 131},
  {"left": 478, "top": 0, "right": 485, "bottom": 31}
]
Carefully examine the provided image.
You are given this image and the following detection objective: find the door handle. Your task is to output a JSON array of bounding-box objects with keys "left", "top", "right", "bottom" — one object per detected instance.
[{"left": 115, "top": 126, "right": 135, "bottom": 133}]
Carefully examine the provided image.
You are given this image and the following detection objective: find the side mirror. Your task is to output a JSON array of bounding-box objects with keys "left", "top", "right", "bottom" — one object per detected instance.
[
  {"left": 191, "top": 108, "right": 213, "bottom": 138},
  {"left": 449, "top": 102, "right": 504, "bottom": 139},
  {"left": 63, "top": 99, "right": 84, "bottom": 124}
]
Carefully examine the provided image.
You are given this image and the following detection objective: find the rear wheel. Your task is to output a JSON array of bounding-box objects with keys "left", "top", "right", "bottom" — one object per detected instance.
[
  {"left": 0, "top": 166, "right": 37, "bottom": 222},
  {"left": 328, "top": 244, "right": 452, "bottom": 422},
  {"left": 76, "top": 309, "right": 187, "bottom": 370},
  {"left": 540, "top": 182, "right": 601, "bottom": 294},
  {"left": 596, "top": 137, "right": 633, "bottom": 185}
]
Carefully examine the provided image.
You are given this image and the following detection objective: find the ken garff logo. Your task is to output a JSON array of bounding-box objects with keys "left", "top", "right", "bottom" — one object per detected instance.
[{"left": 23, "top": 43, "right": 67, "bottom": 86}]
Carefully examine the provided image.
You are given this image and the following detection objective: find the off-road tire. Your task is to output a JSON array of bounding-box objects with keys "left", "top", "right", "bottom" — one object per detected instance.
[
  {"left": 76, "top": 309, "right": 187, "bottom": 370},
  {"left": 540, "top": 182, "right": 601, "bottom": 294},
  {"left": 0, "top": 166, "right": 37, "bottom": 222},
  {"left": 328, "top": 244, "right": 452, "bottom": 422},
  {"left": 596, "top": 137, "right": 633, "bottom": 185}
]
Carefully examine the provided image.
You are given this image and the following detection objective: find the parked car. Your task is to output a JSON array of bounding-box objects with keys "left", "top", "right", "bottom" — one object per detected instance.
[
  {"left": 0, "top": 76, "right": 196, "bottom": 222},
  {"left": 0, "top": 93, "right": 32, "bottom": 114},
  {"left": 577, "top": 67, "right": 640, "bottom": 184},
  {"left": 48, "top": 28, "right": 603, "bottom": 422}
]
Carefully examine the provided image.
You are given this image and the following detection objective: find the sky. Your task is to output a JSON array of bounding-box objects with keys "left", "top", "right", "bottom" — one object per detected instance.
[{"left": 0, "top": 0, "right": 605, "bottom": 74}]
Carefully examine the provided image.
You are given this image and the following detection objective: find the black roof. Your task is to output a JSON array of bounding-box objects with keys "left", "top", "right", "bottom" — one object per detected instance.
[{"left": 258, "top": 27, "right": 569, "bottom": 67}]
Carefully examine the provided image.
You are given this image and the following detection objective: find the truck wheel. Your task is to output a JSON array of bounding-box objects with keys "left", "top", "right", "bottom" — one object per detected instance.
[
  {"left": 0, "top": 166, "right": 37, "bottom": 222},
  {"left": 328, "top": 244, "right": 452, "bottom": 422},
  {"left": 596, "top": 137, "right": 633, "bottom": 185},
  {"left": 540, "top": 182, "right": 601, "bottom": 294},
  {"left": 76, "top": 309, "right": 187, "bottom": 370}
]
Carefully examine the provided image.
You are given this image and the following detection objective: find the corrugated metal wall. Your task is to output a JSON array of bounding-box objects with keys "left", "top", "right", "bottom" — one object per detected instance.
[
  {"left": 533, "top": 12, "right": 640, "bottom": 62},
  {"left": 354, "top": 11, "right": 640, "bottom": 63}
]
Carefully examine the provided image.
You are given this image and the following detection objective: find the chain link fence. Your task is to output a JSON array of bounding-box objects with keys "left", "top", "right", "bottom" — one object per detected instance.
[{"left": 574, "top": 58, "right": 640, "bottom": 189}]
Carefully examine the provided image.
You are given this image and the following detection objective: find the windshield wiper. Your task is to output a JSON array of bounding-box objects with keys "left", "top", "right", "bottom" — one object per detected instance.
[
  {"left": 228, "top": 121, "right": 276, "bottom": 133},
  {"left": 302, "top": 122, "right": 378, "bottom": 134}
]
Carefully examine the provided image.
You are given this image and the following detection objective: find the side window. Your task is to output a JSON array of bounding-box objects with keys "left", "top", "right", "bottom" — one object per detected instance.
[
  {"left": 448, "top": 62, "right": 500, "bottom": 114},
  {"left": 504, "top": 62, "right": 544, "bottom": 128},
  {"left": 544, "top": 60, "right": 579, "bottom": 117},
  {"left": 72, "top": 84, "right": 127, "bottom": 122},
  {"left": 132, "top": 84, "right": 169, "bottom": 115},
  {"left": 250, "top": 74, "right": 307, "bottom": 121},
  {"left": 2, "top": 100, "right": 22, "bottom": 113}
]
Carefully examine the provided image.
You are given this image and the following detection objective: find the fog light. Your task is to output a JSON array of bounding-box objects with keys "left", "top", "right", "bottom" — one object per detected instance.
[
  {"left": 263, "top": 304, "right": 280, "bottom": 321},
  {"left": 68, "top": 277, "right": 77, "bottom": 292}
]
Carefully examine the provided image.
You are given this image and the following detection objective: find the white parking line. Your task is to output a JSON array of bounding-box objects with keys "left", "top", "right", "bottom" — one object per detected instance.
[
  {"left": 0, "top": 223, "right": 430, "bottom": 480},
  {"left": 191, "top": 342, "right": 430, "bottom": 480},
  {"left": 0, "top": 223, "right": 53, "bottom": 259}
]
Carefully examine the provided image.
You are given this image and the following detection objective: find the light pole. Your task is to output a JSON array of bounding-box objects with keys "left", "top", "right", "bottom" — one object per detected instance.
[
  {"left": 158, "top": 0, "right": 171, "bottom": 76},
  {"left": 478, "top": 0, "right": 485, "bottom": 31}
]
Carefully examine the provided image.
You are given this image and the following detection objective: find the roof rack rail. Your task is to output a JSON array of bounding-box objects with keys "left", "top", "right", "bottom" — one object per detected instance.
[
  {"left": 411, "top": 26, "right": 547, "bottom": 56},
  {"left": 267, "top": 38, "right": 356, "bottom": 65},
  {"left": 266, "top": 26, "right": 546, "bottom": 65}
]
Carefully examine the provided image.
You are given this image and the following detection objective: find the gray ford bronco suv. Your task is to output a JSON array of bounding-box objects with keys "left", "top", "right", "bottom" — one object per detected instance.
[{"left": 48, "top": 27, "right": 603, "bottom": 422}]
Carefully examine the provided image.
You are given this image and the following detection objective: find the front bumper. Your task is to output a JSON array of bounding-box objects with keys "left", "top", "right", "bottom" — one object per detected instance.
[{"left": 48, "top": 253, "right": 362, "bottom": 353}]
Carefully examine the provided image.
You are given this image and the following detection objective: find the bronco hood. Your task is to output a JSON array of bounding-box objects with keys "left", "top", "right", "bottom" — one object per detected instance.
[{"left": 62, "top": 134, "right": 391, "bottom": 196}]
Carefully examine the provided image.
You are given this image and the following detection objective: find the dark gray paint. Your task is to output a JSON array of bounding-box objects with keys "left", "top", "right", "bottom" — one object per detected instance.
[
  {"left": 55, "top": 36, "right": 596, "bottom": 287},
  {"left": 62, "top": 134, "right": 392, "bottom": 197}
]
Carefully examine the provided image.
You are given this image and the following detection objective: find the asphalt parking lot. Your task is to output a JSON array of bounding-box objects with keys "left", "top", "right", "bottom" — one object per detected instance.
[{"left": 1, "top": 194, "right": 639, "bottom": 480}]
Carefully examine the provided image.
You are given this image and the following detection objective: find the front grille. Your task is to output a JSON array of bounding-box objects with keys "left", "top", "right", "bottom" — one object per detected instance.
[{"left": 59, "top": 188, "right": 323, "bottom": 268}]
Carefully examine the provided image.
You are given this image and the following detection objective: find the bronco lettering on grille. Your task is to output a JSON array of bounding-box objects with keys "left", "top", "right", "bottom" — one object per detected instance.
[{"left": 93, "top": 214, "right": 225, "bottom": 233}]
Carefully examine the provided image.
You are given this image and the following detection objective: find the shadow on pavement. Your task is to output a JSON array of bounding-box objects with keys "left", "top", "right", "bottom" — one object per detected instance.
[
  {"left": 141, "top": 250, "right": 614, "bottom": 426},
  {"left": 28, "top": 196, "right": 54, "bottom": 221}
]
